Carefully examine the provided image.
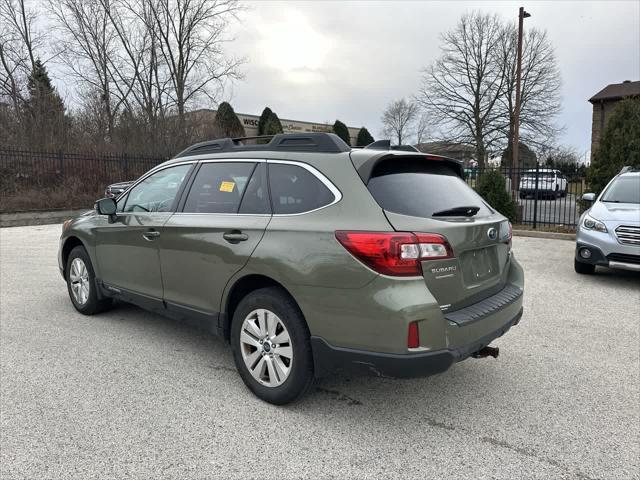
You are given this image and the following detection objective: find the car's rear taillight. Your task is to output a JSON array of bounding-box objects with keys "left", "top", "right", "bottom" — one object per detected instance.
[
  {"left": 499, "top": 220, "right": 512, "bottom": 249},
  {"left": 334, "top": 231, "right": 453, "bottom": 276},
  {"left": 407, "top": 321, "right": 420, "bottom": 348}
]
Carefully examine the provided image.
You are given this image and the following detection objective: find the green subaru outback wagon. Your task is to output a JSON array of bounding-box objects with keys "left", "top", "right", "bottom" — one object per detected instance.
[{"left": 59, "top": 133, "right": 524, "bottom": 404}]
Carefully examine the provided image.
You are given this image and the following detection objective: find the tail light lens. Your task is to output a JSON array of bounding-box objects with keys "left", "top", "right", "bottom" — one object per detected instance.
[
  {"left": 499, "top": 220, "right": 512, "bottom": 249},
  {"left": 335, "top": 231, "right": 453, "bottom": 276},
  {"left": 407, "top": 321, "right": 420, "bottom": 348}
]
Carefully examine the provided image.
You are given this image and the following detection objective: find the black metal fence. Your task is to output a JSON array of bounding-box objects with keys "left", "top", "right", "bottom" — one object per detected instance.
[
  {"left": 0, "top": 147, "right": 588, "bottom": 228},
  {"left": 465, "top": 164, "right": 588, "bottom": 230},
  {"left": 0, "top": 147, "right": 166, "bottom": 212}
]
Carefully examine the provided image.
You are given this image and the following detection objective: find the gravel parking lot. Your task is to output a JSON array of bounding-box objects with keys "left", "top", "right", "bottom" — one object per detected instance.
[{"left": 1, "top": 224, "right": 638, "bottom": 479}]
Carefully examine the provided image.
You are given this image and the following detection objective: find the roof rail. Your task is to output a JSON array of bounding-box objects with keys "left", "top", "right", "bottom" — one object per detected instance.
[
  {"left": 364, "top": 139, "right": 420, "bottom": 152},
  {"left": 175, "top": 132, "right": 350, "bottom": 158},
  {"left": 619, "top": 166, "right": 638, "bottom": 174}
]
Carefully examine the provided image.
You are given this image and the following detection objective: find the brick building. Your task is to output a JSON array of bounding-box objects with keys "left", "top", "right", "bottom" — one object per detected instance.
[{"left": 588, "top": 80, "right": 640, "bottom": 161}]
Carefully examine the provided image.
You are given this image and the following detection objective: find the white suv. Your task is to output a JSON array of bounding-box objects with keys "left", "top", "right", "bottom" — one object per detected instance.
[
  {"left": 518, "top": 168, "right": 568, "bottom": 200},
  {"left": 575, "top": 168, "right": 640, "bottom": 274}
]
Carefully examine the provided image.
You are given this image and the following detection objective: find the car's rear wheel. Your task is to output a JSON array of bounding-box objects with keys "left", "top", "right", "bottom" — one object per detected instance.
[
  {"left": 66, "top": 246, "right": 112, "bottom": 314},
  {"left": 231, "top": 287, "right": 314, "bottom": 405},
  {"left": 574, "top": 258, "right": 595, "bottom": 275}
]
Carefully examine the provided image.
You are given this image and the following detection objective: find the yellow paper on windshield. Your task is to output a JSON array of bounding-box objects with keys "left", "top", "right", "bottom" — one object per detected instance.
[{"left": 219, "top": 181, "right": 235, "bottom": 192}]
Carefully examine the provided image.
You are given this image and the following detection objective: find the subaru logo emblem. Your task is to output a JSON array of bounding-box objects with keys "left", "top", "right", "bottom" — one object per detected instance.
[{"left": 487, "top": 227, "right": 498, "bottom": 240}]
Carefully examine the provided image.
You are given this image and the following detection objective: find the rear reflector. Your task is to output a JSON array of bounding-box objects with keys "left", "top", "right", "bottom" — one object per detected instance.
[
  {"left": 408, "top": 322, "right": 420, "bottom": 348},
  {"left": 335, "top": 231, "right": 453, "bottom": 276}
]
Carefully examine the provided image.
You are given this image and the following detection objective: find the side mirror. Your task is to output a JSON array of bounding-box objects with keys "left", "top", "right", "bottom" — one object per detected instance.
[
  {"left": 582, "top": 193, "right": 596, "bottom": 202},
  {"left": 95, "top": 197, "right": 117, "bottom": 222}
]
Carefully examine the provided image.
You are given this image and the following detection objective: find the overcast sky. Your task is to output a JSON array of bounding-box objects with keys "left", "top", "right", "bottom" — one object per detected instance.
[{"left": 223, "top": 0, "right": 640, "bottom": 156}]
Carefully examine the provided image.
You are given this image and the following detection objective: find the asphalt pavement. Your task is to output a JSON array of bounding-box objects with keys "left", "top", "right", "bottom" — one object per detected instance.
[{"left": 1, "top": 224, "right": 638, "bottom": 479}]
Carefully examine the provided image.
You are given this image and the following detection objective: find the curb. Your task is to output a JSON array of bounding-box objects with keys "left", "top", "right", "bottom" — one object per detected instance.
[
  {"left": 0, "top": 209, "right": 90, "bottom": 228},
  {"left": 513, "top": 229, "right": 575, "bottom": 241}
]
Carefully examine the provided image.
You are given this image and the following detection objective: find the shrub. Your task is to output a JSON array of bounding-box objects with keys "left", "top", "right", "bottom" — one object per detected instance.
[
  {"left": 263, "top": 112, "right": 283, "bottom": 136},
  {"left": 356, "top": 127, "right": 374, "bottom": 146},
  {"left": 332, "top": 120, "right": 351, "bottom": 146},
  {"left": 588, "top": 97, "right": 640, "bottom": 194},
  {"left": 257, "top": 107, "right": 273, "bottom": 136},
  {"left": 476, "top": 169, "right": 517, "bottom": 222},
  {"left": 213, "top": 102, "right": 245, "bottom": 138}
]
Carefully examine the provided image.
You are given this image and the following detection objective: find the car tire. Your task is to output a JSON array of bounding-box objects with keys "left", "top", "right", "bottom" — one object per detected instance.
[
  {"left": 66, "top": 245, "right": 113, "bottom": 314},
  {"left": 574, "top": 258, "right": 595, "bottom": 275},
  {"left": 231, "top": 287, "right": 314, "bottom": 405}
]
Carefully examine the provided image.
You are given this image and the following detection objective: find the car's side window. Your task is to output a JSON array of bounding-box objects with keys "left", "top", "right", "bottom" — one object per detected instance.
[
  {"left": 239, "top": 163, "right": 271, "bottom": 215},
  {"left": 268, "top": 163, "right": 335, "bottom": 214},
  {"left": 182, "top": 162, "right": 256, "bottom": 214},
  {"left": 123, "top": 164, "right": 191, "bottom": 213}
]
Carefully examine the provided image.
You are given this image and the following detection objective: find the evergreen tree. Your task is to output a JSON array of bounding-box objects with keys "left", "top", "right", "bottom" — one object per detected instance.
[
  {"left": 356, "top": 127, "right": 374, "bottom": 146},
  {"left": 263, "top": 112, "right": 284, "bottom": 136},
  {"left": 257, "top": 107, "right": 273, "bottom": 135},
  {"left": 476, "top": 169, "right": 517, "bottom": 222},
  {"left": 332, "top": 120, "right": 351, "bottom": 146},
  {"left": 23, "top": 59, "right": 68, "bottom": 148},
  {"left": 588, "top": 97, "right": 640, "bottom": 194},
  {"left": 213, "top": 102, "right": 246, "bottom": 138}
]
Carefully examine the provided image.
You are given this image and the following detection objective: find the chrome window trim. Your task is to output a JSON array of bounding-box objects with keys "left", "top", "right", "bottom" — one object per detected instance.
[
  {"left": 173, "top": 157, "right": 342, "bottom": 217},
  {"left": 171, "top": 212, "right": 271, "bottom": 218}
]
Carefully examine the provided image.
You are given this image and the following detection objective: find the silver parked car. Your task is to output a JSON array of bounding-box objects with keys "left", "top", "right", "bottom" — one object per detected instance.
[{"left": 575, "top": 167, "right": 640, "bottom": 274}]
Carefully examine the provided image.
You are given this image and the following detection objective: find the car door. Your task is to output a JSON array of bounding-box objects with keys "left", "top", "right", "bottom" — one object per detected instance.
[
  {"left": 159, "top": 161, "right": 271, "bottom": 318},
  {"left": 94, "top": 163, "right": 194, "bottom": 305}
]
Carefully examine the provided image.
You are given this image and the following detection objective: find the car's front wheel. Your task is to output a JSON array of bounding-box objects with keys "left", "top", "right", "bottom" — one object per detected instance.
[
  {"left": 66, "top": 245, "right": 112, "bottom": 314},
  {"left": 574, "top": 258, "right": 596, "bottom": 275},
  {"left": 231, "top": 287, "right": 314, "bottom": 405}
]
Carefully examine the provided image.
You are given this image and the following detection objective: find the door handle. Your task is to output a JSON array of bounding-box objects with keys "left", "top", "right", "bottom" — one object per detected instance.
[
  {"left": 142, "top": 229, "right": 160, "bottom": 241},
  {"left": 223, "top": 231, "right": 249, "bottom": 243}
]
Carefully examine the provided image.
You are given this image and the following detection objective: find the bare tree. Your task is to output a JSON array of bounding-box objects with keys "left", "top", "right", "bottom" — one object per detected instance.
[
  {"left": 146, "top": 0, "right": 244, "bottom": 141},
  {"left": 498, "top": 26, "right": 562, "bottom": 152},
  {"left": 414, "top": 112, "right": 433, "bottom": 145},
  {"left": 0, "top": 0, "right": 43, "bottom": 110},
  {"left": 102, "top": 0, "right": 168, "bottom": 129},
  {"left": 49, "top": 0, "right": 127, "bottom": 141},
  {"left": 417, "top": 12, "right": 506, "bottom": 167},
  {"left": 381, "top": 98, "right": 418, "bottom": 145}
]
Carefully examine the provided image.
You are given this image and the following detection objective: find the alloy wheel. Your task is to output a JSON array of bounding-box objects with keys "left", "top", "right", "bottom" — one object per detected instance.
[
  {"left": 69, "top": 258, "right": 90, "bottom": 305},
  {"left": 239, "top": 309, "right": 293, "bottom": 387}
]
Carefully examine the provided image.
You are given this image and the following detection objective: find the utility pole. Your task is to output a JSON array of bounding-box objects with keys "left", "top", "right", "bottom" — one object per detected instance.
[{"left": 512, "top": 6, "right": 531, "bottom": 196}]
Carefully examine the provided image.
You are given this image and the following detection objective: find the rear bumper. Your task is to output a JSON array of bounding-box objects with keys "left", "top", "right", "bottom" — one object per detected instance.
[{"left": 311, "top": 307, "right": 523, "bottom": 378}]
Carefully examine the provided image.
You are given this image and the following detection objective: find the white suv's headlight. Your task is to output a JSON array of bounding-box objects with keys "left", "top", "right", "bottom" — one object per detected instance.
[{"left": 583, "top": 214, "right": 607, "bottom": 232}]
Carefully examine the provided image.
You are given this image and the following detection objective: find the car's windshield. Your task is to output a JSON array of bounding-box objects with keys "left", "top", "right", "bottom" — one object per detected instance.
[{"left": 601, "top": 176, "right": 640, "bottom": 204}]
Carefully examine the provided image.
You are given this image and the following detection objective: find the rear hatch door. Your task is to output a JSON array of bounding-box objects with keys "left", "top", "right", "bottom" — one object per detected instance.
[{"left": 364, "top": 157, "right": 511, "bottom": 311}]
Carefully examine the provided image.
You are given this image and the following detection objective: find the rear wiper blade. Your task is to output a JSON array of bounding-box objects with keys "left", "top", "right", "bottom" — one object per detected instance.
[{"left": 432, "top": 206, "right": 480, "bottom": 217}]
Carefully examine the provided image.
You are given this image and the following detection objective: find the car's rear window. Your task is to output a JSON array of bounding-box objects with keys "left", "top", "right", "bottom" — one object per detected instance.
[{"left": 367, "top": 159, "right": 493, "bottom": 218}]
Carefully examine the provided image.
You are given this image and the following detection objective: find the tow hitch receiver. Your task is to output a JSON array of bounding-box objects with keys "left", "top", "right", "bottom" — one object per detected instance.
[{"left": 472, "top": 345, "right": 499, "bottom": 359}]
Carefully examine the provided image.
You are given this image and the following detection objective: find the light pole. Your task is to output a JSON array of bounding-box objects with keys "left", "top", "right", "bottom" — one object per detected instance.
[{"left": 512, "top": 6, "right": 531, "bottom": 196}]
